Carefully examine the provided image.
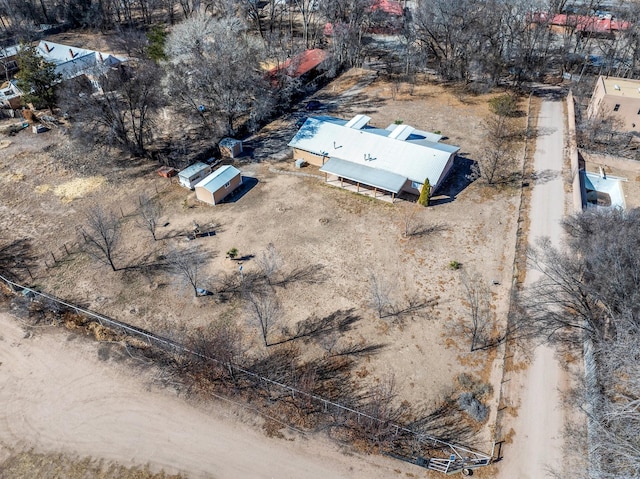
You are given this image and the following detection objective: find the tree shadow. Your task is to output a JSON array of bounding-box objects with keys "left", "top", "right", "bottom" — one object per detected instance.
[
  {"left": 271, "top": 308, "right": 361, "bottom": 346},
  {"left": 429, "top": 156, "right": 476, "bottom": 205},
  {"left": 0, "top": 238, "right": 38, "bottom": 282}
]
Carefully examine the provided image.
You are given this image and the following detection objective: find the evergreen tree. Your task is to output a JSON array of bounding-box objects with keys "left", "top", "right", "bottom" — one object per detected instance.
[
  {"left": 16, "top": 44, "right": 61, "bottom": 113},
  {"left": 418, "top": 178, "right": 431, "bottom": 206}
]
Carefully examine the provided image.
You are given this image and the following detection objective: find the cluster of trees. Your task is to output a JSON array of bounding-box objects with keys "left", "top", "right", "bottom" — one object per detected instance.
[
  {"left": 8, "top": 0, "right": 640, "bottom": 160},
  {"left": 518, "top": 208, "right": 640, "bottom": 478}
]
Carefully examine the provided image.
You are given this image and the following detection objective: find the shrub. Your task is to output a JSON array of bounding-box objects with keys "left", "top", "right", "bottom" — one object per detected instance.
[
  {"left": 449, "top": 260, "right": 461, "bottom": 270},
  {"left": 227, "top": 247, "right": 239, "bottom": 259},
  {"left": 458, "top": 392, "right": 488, "bottom": 422},
  {"left": 488, "top": 94, "right": 518, "bottom": 117},
  {"left": 418, "top": 178, "right": 431, "bottom": 207}
]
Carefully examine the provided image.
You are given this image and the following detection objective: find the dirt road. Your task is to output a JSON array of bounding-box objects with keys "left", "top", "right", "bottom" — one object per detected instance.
[
  {"left": 0, "top": 313, "right": 404, "bottom": 479},
  {"left": 497, "top": 99, "right": 567, "bottom": 478}
]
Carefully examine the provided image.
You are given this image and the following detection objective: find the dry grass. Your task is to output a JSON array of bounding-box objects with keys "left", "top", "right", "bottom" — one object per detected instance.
[
  {"left": 0, "top": 450, "right": 185, "bottom": 479},
  {"left": 53, "top": 176, "right": 106, "bottom": 202}
]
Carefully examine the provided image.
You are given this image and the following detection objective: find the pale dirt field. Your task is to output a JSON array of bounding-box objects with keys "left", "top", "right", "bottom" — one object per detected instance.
[
  {"left": 0, "top": 70, "right": 525, "bottom": 473},
  {"left": 0, "top": 311, "right": 417, "bottom": 479}
]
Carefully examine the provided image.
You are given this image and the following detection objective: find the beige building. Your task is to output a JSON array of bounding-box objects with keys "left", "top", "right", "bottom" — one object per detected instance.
[
  {"left": 194, "top": 165, "right": 242, "bottom": 205},
  {"left": 288, "top": 115, "right": 459, "bottom": 201},
  {"left": 588, "top": 76, "right": 640, "bottom": 132}
]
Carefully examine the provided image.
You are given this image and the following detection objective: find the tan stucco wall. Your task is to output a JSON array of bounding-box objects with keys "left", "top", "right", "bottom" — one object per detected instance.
[
  {"left": 292, "top": 148, "right": 325, "bottom": 166},
  {"left": 195, "top": 173, "right": 242, "bottom": 205},
  {"left": 589, "top": 77, "right": 640, "bottom": 132}
]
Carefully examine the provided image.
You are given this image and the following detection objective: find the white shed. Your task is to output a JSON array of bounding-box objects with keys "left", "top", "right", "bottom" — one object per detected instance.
[{"left": 178, "top": 162, "right": 212, "bottom": 189}]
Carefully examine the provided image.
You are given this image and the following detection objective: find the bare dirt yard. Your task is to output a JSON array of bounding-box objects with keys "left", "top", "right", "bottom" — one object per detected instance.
[{"left": 0, "top": 69, "right": 526, "bottom": 476}]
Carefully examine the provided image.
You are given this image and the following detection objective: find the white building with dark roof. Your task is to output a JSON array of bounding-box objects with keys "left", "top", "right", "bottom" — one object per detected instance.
[{"left": 288, "top": 115, "right": 460, "bottom": 201}]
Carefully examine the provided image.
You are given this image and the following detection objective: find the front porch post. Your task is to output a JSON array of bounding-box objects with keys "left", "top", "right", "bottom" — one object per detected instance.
[
  {"left": 357, "top": 182, "right": 360, "bottom": 193},
  {"left": 374, "top": 187, "right": 377, "bottom": 198},
  {"left": 340, "top": 177, "right": 343, "bottom": 187}
]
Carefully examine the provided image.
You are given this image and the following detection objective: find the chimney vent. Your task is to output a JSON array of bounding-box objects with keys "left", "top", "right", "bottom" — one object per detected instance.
[
  {"left": 614, "top": 84, "right": 621, "bottom": 90},
  {"left": 44, "top": 43, "right": 50, "bottom": 53},
  {"left": 69, "top": 49, "right": 75, "bottom": 59}
]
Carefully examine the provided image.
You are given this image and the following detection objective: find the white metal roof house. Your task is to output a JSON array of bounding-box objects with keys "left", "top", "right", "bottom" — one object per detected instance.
[
  {"left": 178, "top": 162, "right": 212, "bottom": 189},
  {"left": 288, "top": 115, "right": 460, "bottom": 201},
  {"left": 194, "top": 165, "right": 243, "bottom": 205},
  {"left": 0, "top": 80, "right": 23, "bottom": 109},
  {"left": 35, "top": 41, "right": 126, "bottom": 86}
]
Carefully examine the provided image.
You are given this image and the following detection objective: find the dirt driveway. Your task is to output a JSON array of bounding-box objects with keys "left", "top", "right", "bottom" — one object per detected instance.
[
  {"left": 496, "top": 100, "right": 568, "bottom": 479},
  {"left": 0, "top": 312, "right": 411, "bottom": 479}
]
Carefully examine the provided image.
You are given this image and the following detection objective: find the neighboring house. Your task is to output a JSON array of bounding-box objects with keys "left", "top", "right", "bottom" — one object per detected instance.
[
  {"left": 35, "top": 41, "right": 125, "bottom": 88},
  {"left": 266, "top": 49, "right": 328, "bottom": 85},
  {"left": 0, "top": 45, "right": 20, "bottom": 80},
  {"left": 178, "top": 162, "right": 212, "bottom": 189},
  {"left": 587, "top": 76, "right": 640, "bottom": 132},
  {"left": 288, "top": 114, "right": 459, "bottom": 201},
  {"left": 531, "top": 12, "right": 631, "bottom": 37},
  {"left": 0, "top": 80, "right": 23, "bottom": 109},
  {"left": 325, "top": 0, "right": 404, "bottom": 36},
  {"left": 194, "top": 165, "right": 243, "bottom": 205}
]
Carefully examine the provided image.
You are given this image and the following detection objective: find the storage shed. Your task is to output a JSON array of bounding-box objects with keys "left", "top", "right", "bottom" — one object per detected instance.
[
  {"left": 219, "top": 138, "right": 243, "bottom": 158},
  {"left": 195, "top": 165, "right": 243, "bottom": 205},
  {"left": 178, "top": 162, "right": 212, "bottom": 189}
]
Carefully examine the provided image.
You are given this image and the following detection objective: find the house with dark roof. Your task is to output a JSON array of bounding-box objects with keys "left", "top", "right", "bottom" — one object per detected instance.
[{"left": 288, "top": 115, "right": 459, "bottom": 202}]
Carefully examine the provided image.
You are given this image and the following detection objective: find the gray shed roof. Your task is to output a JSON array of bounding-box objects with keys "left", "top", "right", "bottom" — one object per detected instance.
[
  {"left": 195, "top": 165, "right": 241, "bottom": 192},
  {"left": 179, "top": 162, "right": 210, "bottom": 179},
  {"left": 320, "top": 157, "right": 407, "bottom": 193}
]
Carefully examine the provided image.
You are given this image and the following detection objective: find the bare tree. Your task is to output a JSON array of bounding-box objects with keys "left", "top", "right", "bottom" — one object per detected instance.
[
  {"left": 168, "top": 245, "right": 208, "bottom": 297},
  {"left": 61, "top": 61, "right": 162, "bottom": 157},
  {"left": 518, "top": 208, "right": 640, "bottom": 479},
  {"left": 459, "top": 269, "right": 493, "bottom": 351},
  {"left": 474, "top": 111, "right": 519, "bottom": 185},
  {"left": 369, "top": 271, "right": 432, "bottom": 323},
  {"left": 81, "top": 206, "right": 121, "bottom": 272},
  {"left": 401, "top": 205, "right": 446, "bottom": 238},
  {"left": 165, "top": 14, "right": 274, "bottom": 134},
  {"left": 245, "top": 290, "right": 281, "bottom": 347},
  {"left": 137, "top": 194, "right": 162, "bottom": 241},
  {"left": 255, "top": 243, "right": 283, "bottom": 285},
  {"left": 369, "top": 272, "right": 391, "bottom": 319}
]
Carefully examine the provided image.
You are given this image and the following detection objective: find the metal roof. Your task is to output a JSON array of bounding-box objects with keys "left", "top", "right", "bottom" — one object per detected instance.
[
  {"left": 34, "top": 41, "right": 126, "bottom": 80},
  {"left": 179, "top": 162, "right": 210, "bottom": 179},
  {"left": 220, "top": 137, "right": 242, "bottom": 148},
  {"left": 195, "top": 165, "right": 241, "bottom": 192},
  {"left": 288, "top": 116, "right": 460, "bottom": 187},
  {"left": 320, "top": 157, "right": 407, "bottom": 193}
]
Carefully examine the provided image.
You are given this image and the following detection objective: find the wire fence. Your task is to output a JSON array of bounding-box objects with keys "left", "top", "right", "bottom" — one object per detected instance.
[
  {"left": 0, "top": 271, "right": 492, "bottom": 472},
  {"left": 38, "top": 178, "right": 175, "bottom": 272}
]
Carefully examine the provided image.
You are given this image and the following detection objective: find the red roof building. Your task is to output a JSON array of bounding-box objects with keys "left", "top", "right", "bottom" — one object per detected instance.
[
  {"left": 531, "top": 12, "right": 631, "bottom": 35},
  {"left": 268, "top": 49, "right": 329, "bottom": 79}
]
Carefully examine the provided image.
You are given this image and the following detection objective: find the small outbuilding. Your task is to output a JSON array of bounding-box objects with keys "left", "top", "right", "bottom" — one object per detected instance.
[
  {"left": 194, "top": 165, "right": 243, "bottom": 205},
  {"left": 219, "top": 138, "right": 243, "bottom": 158},
  {"left": 178, "top": 162, "right": 212, "bottom": 189}
]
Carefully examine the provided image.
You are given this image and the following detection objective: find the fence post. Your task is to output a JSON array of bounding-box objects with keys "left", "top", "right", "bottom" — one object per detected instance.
[
  {"left": 50, "top": 251, "right": 56, "bottom": 263},
  {"left": 63, "top": 243, "right": 69, "bottom": 255}
]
